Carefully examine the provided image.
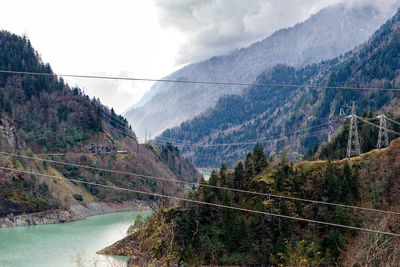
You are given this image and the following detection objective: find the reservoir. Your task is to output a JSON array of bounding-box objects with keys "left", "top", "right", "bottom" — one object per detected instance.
[{"left": 0, "top": 210, "right": 151, "bottom": 267}]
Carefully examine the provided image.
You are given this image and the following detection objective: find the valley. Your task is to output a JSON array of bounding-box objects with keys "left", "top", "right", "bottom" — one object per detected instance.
[{"left": 2, "top": 1, "right": 400, "bottom": 266}]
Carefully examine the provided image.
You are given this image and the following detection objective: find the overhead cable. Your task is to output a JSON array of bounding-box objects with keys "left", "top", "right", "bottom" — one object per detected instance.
[
  {"left": 356, "top": 116, "right": 400, "bottom": 136},
  {"left": 2, "top": 150, "right": 400, "bottom": 216},
  {"left": 1, "top": 166, "right": 399, "bottom": 237},
  {"left": 1, "top": 69, "right": 400, "bottom": 92}
]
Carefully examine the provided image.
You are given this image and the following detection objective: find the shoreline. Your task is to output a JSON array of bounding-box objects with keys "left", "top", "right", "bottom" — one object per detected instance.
[{"left": 0, "top": 200, "right": 150, "bottom": 228}]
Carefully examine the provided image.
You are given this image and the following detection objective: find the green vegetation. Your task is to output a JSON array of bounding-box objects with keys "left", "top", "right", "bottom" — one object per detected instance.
[
  {"left": 73, "top": 194, "right": 83, "bottom": 202},
  {"left": 105, "top": 140, "right": 400, "bottom": 265},
  {"left": 0, "top": 174, "right": 56, "bottom": 216},
  {"left": 317, "top": 111, "right": 400, "bottom": 160},
  {"left": 160, "top": 8, "right": 400, "bottom": 168},
  {"left": 0, "top": 30, "right": 201, "bottom": 217},
  {"left": 0, "top": 31, "right": 103, "bottom": 151}
]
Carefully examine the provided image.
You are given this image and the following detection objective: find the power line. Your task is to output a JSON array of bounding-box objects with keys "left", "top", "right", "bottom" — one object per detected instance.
[
  {"left": 102, "top": 118, "right": 136, "bottom": 139},
  {"left": 1, "top": 165, "right": 399, "bottom": 237},
  {"left": 152, "top": 129, "right": 330, "bottom": 147},
  {"left": 101, "top": 112, "right": 331, "bottom": 148},
  {"left": 1, "top": 69, "right": 400, "bottom": 92},
  {"left": 385, "top": 116, "right": 400, "bottom": 127},
  {"left": 155, "top": 120, "right": 341, "bottom": 145},
  {"left": 356, "top": 116, "right": 400, "bottom": 136},
  {"left": 102, "top": 112, "right": 130, "bottom": 130},
  {"left": 100, "top": 107, "right": 131, "bottom": 129},
  {"left": 2, "top": 150, "right": 400, "bottom": 216}
]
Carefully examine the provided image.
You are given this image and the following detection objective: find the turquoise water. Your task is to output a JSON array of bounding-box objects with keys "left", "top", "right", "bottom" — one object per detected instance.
[
  {"left": 0, "top": 210, "right": 151, "bottom": 267},
  {"left": 200, "top": 171, "right": 212, "bottom": 180}
]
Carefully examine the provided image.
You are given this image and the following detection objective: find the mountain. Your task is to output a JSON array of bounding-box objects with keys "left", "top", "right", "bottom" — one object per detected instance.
[
  {"left": 159, "top": 7, "right": 400, "bottom": 168},
  {"left": 125, "top": 3, "right": 395, "bottom": 139},
  {"left": 0, "top": 31, "right": 201, "bottom": 224},
  {"left": 100, "top": 137, "right": 400, "bottom": 266}
]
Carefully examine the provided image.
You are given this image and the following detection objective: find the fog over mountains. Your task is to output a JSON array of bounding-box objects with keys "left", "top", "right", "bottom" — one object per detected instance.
[{"left": 125, "top": 3, "right": 396, "bottom": 140}]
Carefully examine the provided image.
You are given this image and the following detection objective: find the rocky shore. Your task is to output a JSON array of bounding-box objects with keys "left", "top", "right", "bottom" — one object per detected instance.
[{"left": 0, "top": 200, "right": 149, "bottom": 228}]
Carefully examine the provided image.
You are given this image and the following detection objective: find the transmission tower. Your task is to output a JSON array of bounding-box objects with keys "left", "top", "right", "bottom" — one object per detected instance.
[
  {"left": 377, "top": 115, "right": 389, "bottom": 149},
  {"left": 347, "top": 102, "right": 361, "bottom": 158}
]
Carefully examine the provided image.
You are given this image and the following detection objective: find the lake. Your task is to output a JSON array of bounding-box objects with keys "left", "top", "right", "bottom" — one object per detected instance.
[
  {"left": 200, "top": 170, "right": 212, "bottom": 180},
  {"left": 0, "top": 210, "right": 151, "bottom": 267}
]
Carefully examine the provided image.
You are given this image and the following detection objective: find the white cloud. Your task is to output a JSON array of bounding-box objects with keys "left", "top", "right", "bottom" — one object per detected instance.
[
  {"left": 2, "top": 0, "right": 399, "bottom": 112},
  {"left": 155, "top": 0, "right": 400, "bottom": 65},
  {"left": 65, "top": 71, "right": 150, "bottom": 114},
  {"left": 0, "top": 0, "right": 185, "bottom": 112}
]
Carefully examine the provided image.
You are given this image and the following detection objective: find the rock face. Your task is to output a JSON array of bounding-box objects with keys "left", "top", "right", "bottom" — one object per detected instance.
[
  {"left": 85, "top": 146, "right": 113, "bottom": 154},
  {"left": 0, "top": 210, "right": 76, "bottom": 228},
  {"left": 70, "top": 200, "right": 149, "bottom": 218},
  {"left": 0, "top": 113, "right": 17, "bottom": 149},
  {"left": 124, "top": 3, "right": 396, "bottom": 139},
  {"left": 74, "top": 132, "right": 117, "bottom": 154},
  {"left": 0, "top": 200, "right": 149, "bottom": 228}
]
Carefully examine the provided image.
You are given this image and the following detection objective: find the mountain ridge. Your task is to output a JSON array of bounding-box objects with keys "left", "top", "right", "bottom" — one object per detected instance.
[
  {"left": 159, "top": 7, "right": 400, "bottom": 168},
  {"left": 125, "top": 3, "right": 395, "bottom": 139},
  {"left": 0, "top": 30, "right": 201, "bottom": 222}
]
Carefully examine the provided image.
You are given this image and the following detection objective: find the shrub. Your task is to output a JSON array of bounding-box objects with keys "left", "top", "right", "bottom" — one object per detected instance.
[{"left": 73, "top": 194, "right": 83, "bottom": 202}]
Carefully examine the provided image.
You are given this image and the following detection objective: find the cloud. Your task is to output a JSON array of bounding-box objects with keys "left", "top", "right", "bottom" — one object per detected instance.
[
  {"left": 64, "top": 71, "right": 147, "bottom": 114},
  {"left": 155, "top": 0, "right": 400, "bottom": 65}
]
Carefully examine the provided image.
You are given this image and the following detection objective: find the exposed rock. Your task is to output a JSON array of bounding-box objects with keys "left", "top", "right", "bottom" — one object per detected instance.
[
  {"left": 85, "top": 146, "right": 112, "bottom": 154},
  {"left": 73, "top": 131, "right": 117, "bottom": 154},
  {"left": 70, "top": 200, "right": 149, "bottom": 218},
  {"left": 0, "top": 113, "right": 17, "bottom": 148},
  {"left": 0, "top": 200, "right": 150, "bottom": 228},
  {"left": 0, "top": 210, "right": 76, "bottom": 228}
]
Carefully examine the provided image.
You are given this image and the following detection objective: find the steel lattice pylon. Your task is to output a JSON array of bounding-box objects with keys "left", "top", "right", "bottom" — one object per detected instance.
[
  {"left": 347, "top": 102, "right": 361, "bottom": 158},
  {"left": 377, "top": 115, "right": 389, "bottom": 149}
]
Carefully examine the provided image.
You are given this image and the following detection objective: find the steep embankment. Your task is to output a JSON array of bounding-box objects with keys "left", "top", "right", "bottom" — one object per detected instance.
[
  {"left": 0, "top": 30, "right": 201, "bottom": 226},
  {"left": 0, "top": 200, "right": 148, "bottom": 228},
  {"left": 101, "top": 138, "right": 400, "bottom": 266},
  {"left": 125, "top": 3, "right": 394, "bottom": 139},
  {"left": 159, "top": 6, "right": 400, "bottom": 168}
]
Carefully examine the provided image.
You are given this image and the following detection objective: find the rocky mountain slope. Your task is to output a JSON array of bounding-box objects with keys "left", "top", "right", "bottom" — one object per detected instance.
[
  {"left": 125, "top": 3, "right": 395, "bottom": 139},
  {"left": 159, "top": 7, "right": 400, "bottom": 168},
  {"left": 0, "top": 30, "right": 201, "bottom": 224}
]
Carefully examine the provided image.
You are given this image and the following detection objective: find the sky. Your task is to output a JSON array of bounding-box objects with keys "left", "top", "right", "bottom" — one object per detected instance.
[{"left": 1, "top": 0, "right": 398, "bottom": 113}]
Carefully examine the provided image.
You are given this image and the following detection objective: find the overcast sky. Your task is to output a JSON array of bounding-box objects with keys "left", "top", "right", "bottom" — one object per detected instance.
[{"left": 1, "top": 0, "right": 399, "bottom": 113}]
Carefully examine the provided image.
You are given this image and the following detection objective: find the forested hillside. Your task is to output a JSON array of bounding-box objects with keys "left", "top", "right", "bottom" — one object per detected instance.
[
  {"left": 159, "top": 7, "right": 400, "bottom": 168},
  {"left": 101, "top": 139, "right": 400, "bottom": 266},
  {"left": 125, "top": 3, "right": 392, "bottom": 139},
  {"left": 0, "top": 31, "right": 201, "bottom": 218}
]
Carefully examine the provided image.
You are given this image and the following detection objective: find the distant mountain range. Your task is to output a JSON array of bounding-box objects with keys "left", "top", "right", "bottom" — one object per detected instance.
[
  {"left": 125, "top": 3, "right": 395, "bottom": 139},
  {"left": 159, "top": 6, "right": 400, "bottom": 168}
]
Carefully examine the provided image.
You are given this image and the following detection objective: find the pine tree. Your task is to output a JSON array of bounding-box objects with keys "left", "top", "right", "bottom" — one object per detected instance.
[
  {"left": 243, "top": 152, "right": 254, "bottom": 187},
  {"left": 326, "top": 158, "right": 339, "bottom": 202},
  {"left": 253, "top": 143, "right": 267, "bottom": 173},
  {"left": 279, "top": 201, "right": 292, "bottom": 238},
  {"left": 234, "top": 162, "right": 244, "bottom": 202},
  {"left": 221, "top": 191, "right": 236, "bottom": 251},
  {"left": 236, "top": 216, "right": 249, "bottom": 252},
  {"left": 220, "top": 164, "right": 227, "bottom": 186},
  {"left": 351, "top": 164, "right": 360, "bottom": 200},
  {"left": 339, "top": 177, "right": 351, "bottom": 204},
  {"left": 234, "top": 162, "right": 244, "bottom": 189}
]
